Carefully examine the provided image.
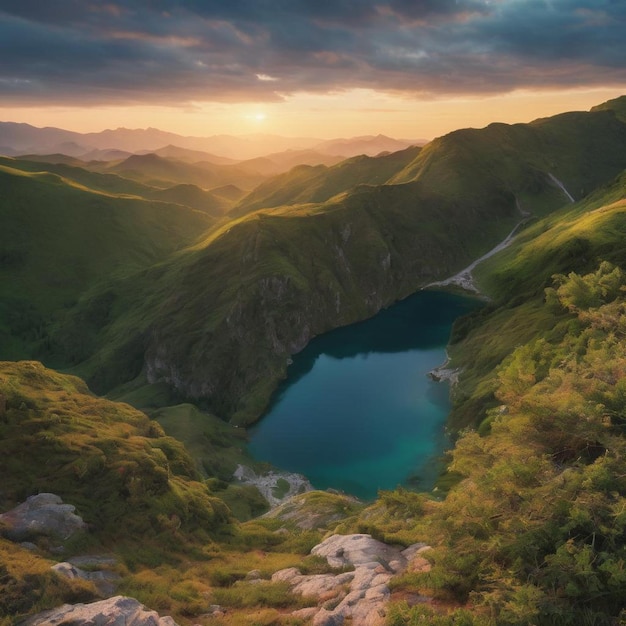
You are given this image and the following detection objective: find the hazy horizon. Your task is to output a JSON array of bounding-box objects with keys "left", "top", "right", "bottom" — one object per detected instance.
[{"left": 3, "top": 87, "right": 625, "bottom": 147}]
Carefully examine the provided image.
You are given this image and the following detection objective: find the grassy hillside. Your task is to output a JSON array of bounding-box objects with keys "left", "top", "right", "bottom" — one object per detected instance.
[
  {"left": 107, "top": 153, "right": 267, "bottom": 191},
  {"left": 391, "top": 108, "right": 626, "bottom": 212},
  {"left": 231, "top": 145, "right": 421, "bottom": 215},
  {"left": 0, "top": 155, "right": 157, "bottom": 197},
  {"left": 0, "top": 156, "right": 235, "bottom": 215},
  {"left": 0, "top": 164, "right": 212, "bottom": 361},
  {"left": 591, "top": 94, "right": 626, "bottom": 122},
  {"left": 0, "top": 361, "right": 231, "bottom": 541},
  {"left": 445, "top": 169, "right": 626, "bottom": 431},
  {"left": 375, "top": 262, "right": 626, "bottom": 626}
]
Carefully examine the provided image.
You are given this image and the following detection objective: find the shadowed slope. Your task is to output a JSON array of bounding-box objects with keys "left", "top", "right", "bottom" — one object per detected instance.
[{"left": 0, "top": 165, "right": 213, "bottom": 360}]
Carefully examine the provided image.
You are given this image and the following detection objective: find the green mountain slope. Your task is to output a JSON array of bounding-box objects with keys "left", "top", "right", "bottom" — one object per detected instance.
[
  {"left": 391, "top": 108, "right": 626, "bottom": 208},
  {"left": 0, "top": 360, "right": 241, "bottom": 620},
  {"left": 107, "top": 153, "right": 267, "bottom": 190},
  {"left": 0, "top": 156, "right": 234, "bottom": 215},
  {"left": 446, "top": 168, "right": 626, "bottom": 430},
  {"left": 231, "top": 145, "right": 421, "bottom": 216},
  {"left": 0, "top": 361, "right": 231, "bottom": 540},
  {"left": 0, "top": 165, "right": 213, "bottom": 360},
  {"left": 0, "top": 155, "right": 158, "bottom": 197},
  {"left": 591, "top": 94, "right": 626, "bottom": 122}
]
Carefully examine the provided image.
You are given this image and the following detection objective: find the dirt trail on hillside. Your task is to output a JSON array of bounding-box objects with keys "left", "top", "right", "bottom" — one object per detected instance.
[{"left": 427, "top": 198, "right": 531, "bottom": 294}]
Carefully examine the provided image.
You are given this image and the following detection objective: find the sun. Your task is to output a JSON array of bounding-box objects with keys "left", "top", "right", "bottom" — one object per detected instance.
[{"left": 245, "top": 112, "right": 267, "bottom": 123}]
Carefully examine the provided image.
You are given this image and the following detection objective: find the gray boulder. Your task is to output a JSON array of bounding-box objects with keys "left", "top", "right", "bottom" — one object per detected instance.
[
  {"left": 311, "top": 533, "right": 406, "bottom": 571},
  {"left": 275, "top": 534, "right": 432, "bottom": 626},
  {"left": 20, "top": 595, "right": 179, "bottom": 625},
  {"left": 52, "top": 562, "right": 121, "bottom": 597},
  {"left": 0, "top": 493, "right": 87, "bottom": 542}
]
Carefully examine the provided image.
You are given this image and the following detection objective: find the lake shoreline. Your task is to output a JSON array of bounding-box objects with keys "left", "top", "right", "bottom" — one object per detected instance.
[{"left": 247, "top": 290, "right": 481, "bottom": 500}]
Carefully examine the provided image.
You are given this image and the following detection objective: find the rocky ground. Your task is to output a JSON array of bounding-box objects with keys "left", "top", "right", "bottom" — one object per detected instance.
[
  {"left": 271, "top": 533, "right": 432, "bottom": 626},
  {"left": 233, "top": 463, "right": 313, "bottom": 507},
  {"left": 2, "top": 493, "right": 433, "bottom": 625}
]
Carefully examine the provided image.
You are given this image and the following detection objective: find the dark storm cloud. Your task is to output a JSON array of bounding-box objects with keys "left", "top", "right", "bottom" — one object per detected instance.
[{"left": 0, "top": 0, "right": 624, "bottom": 106}]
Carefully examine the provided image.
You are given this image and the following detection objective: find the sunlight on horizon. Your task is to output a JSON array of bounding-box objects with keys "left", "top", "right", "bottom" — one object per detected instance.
[
  {"left": 1, "top": 87, "right": 624, "bottom": 141},
  {"left": 244, "top": 112, "right": 267, "bottom": 123}
]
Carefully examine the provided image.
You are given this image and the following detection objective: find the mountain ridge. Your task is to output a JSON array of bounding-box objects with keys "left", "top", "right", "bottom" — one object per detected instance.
[{"left": 0, "top": 121, "right": 420, "bottom": 160}]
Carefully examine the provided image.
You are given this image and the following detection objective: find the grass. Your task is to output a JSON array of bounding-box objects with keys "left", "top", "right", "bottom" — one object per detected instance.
[
  {"left": 0, "top": 538, "right": 99, "bottom": 620},
  {"left": 264, "top": 491, "right": 364, "bottom": 533},
  {"left": 0, "top": 162, "right": 213, "bottom": 368},
  {"left": 0, "top": 361, "right": 232, "bottom": 544},
  {"left": 272, "top": 478, "right": 291, "bottom": 500},
  {"left": 448, "top": 170, "right": 626, "bottom": 429},
  {"left": 210, "top": 580, "right": 315, "bottom": 612},
  {"left": 149, "top": 403, "right": 251, "bottom": 480}
]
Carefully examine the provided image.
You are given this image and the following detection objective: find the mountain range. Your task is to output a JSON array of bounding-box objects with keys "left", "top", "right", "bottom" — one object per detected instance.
[
  {"left": 0, "top": 121, "right": 422, "bottom": 160},
  {"left": 2, "top": 95, "right": 626, "bottom": 625}
]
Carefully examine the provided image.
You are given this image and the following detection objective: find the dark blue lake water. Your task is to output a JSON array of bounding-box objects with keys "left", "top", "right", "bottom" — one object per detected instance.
[{"left": 248, "top": 290, "right": 480, "bottom": 500}]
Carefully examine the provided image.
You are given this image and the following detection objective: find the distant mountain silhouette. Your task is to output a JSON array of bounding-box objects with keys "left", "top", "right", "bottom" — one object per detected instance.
[{"left": 0, "top": 121, "right": 423, "bottom": 161}]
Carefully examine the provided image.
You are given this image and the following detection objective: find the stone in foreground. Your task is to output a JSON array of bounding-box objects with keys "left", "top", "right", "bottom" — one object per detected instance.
[
  {"left": 274, "top": 533, "right": 432, "bottom": 626},
  {"left": 20, "top": 595, "right": 179, "bottom": 625},
  {"left": 0, "top": 493, "right": 86, "bottom": 542}
]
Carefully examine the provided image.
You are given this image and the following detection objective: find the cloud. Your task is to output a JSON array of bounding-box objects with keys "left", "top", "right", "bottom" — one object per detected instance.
[{"left": 0, "top": 0, "right": 624, "bottom": 106}]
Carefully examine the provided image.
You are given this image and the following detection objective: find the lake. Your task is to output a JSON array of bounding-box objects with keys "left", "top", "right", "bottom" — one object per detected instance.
[{"left": 248, "top": 289, "right": 480, "bottom": 500}]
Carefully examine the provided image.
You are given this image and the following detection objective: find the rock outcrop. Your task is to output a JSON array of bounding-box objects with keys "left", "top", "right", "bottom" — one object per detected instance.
[
  {"left": 0, "top": 493, "right": 86, "bottom": 543},
  {"left": 20, "top": 595, "right": 179, "bottom": 626},
  {"left": 52, "top": 557, "right": 121, "bottom": 597},
  {"left": 233, "top": 464, "right": 312, "bottom": 507},
  {"left": 272, "top": 533, "right": 431, "bottom": 626}
]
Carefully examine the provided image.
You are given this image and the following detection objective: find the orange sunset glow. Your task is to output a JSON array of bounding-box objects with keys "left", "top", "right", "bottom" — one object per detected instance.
[
  {"left": 1, "top": 87, "right": 625, "bottom": 141},
  {"left": 1, "top": 2, "right": 624, "bottom": 142}
]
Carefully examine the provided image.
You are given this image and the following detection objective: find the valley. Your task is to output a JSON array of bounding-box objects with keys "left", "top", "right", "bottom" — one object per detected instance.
[{"left": 2, "top": 96, "right": 626, "bottom": 625}]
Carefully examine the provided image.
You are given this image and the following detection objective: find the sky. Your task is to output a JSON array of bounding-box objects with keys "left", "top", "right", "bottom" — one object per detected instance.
[{"left": 0, "top": 0, "right": 625, "bottom": 140}]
